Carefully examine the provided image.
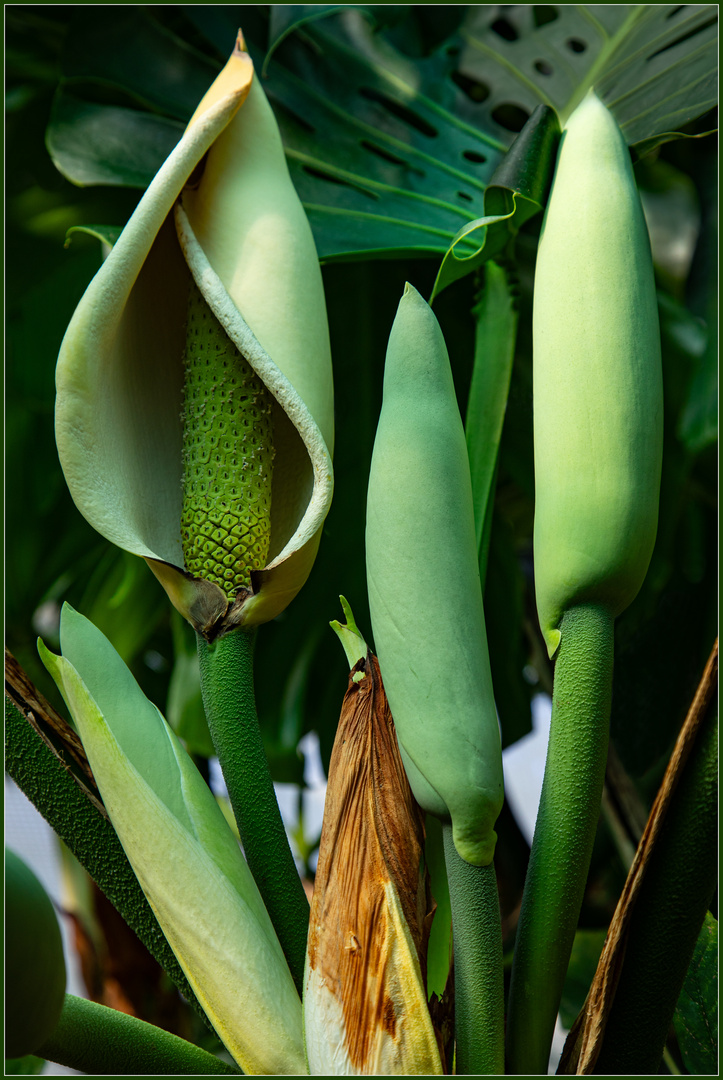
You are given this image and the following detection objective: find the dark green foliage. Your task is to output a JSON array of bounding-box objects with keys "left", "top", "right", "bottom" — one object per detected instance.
[
  {"left": 595, "top": 708, "right": 718, "bottom": 1074},
  {"left": 5, "top": 9, "right": 718, "bottom": 1072},
  {"left": 673, "top": 912, "right": 718, "bottom": 1075},
  {"left": 4, "top": 696, "right": 207, "bottom": 1026},
  {"left": 6, "top": 3, "right": 717, "bottom": 784}
]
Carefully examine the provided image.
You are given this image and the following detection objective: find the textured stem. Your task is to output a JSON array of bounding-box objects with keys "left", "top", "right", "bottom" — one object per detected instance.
[
  {"left": 505, "top": 603, "right": 614, "bottom": 1074},
  {"left": 196, "top": 626, "right": 309, "bottom": 994},
  {"left": 4, "top": 694, "right": 207, "bottom": 1025},
  {"left": 39, "top": 994, "right": 239, "bottom": 1075},
  {"left": 442, "top": 824, "right": 504, "bottom": 1075}
]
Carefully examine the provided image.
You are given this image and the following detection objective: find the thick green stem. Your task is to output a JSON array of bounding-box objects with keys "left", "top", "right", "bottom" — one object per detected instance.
[
  {"left": 196, "top": 626, "right": 309, "bottom": 994},
  {"left": 39, "top": 994, "right": 239, "bottom": 1075},
  {"left": 505, "top": 603, "right": 614, "bottom": 1074},
  {"left": 442, "top": 824, "right": 504, "bottom": 1075},
  {"left": 4, "top": 694, "right": 207, "bottom": 1025}
]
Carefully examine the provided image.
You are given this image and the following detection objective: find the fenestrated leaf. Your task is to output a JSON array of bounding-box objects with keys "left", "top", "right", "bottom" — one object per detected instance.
[
  {"left": 252, "top": 8, "right": 521, "bottom": 262},
  {"left": 457, "top": 5, "right": 718, "bottom": 140},
  {"left": 673, "top": 911, "right": 718, "bottom": 1075},
  {"left": 45, "top": 6, "right": 717, "bottom": 260},
  {"left": 254, "top": 4, "right": 717, "bottom": 266}
]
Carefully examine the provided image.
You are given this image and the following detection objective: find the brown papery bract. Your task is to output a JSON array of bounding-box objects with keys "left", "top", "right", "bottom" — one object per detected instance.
[{"left": 307, "top": 653, "right": 442, "bottom": 1073}]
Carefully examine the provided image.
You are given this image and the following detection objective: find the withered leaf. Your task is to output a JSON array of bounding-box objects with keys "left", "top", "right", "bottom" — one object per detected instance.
[
  {"left": 305, "top": 652, "right": 444, "bottom": 1075},
  {"left": 5, "top": 647, "right": 106, "bottom": 817}
]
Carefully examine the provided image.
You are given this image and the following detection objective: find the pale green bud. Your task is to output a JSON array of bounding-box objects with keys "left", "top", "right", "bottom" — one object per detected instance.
[{"left": 533, "top": 91, "right": 663, "bottom": 657}]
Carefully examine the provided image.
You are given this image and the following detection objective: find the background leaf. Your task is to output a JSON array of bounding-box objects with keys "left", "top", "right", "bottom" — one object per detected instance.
[
  {"left": 430, "top": 104, "right": 560, "bottom": 299},
  {"left": 558, "top": 929, "right": 607, "bottom": 1030},
  {"left": 457, "top": 5, "right": 718, "bottom": 138},
  {"left": 43, "top": 6, "right": 718, "bottom": 262},
  {"left": 673, "top": 911, "right": 718, "bottom": 1075},
  {"left": 47, "top": 92, "right": 184, "bottom": 188}
]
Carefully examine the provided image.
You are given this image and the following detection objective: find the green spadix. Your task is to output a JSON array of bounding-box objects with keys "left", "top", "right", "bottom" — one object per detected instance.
[{"left": 55, "top": 33, "right": 334, "bottom": 640}]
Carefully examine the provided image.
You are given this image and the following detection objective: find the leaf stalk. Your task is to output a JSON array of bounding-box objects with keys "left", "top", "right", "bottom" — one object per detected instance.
[{"left": 196, "top": 626, "right": 309, "bottom": 993}]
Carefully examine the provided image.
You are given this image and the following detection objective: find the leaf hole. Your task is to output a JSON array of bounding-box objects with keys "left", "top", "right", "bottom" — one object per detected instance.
[
  {"left": 647, "top": 15, "right": 718, "bottom": 58},
  {"left": 360, "top": 140, "right": 408, "bottom": 168},
  {"left": 457, "top": 191, "right": 473, "bottom": 202},
  {"left": 491, "top": 103, "right": 530, "bottom": 133},
  {"left": 358, "top": 86, "right": 438, "bottom": 137},
  {"left": 463, "top": 149, "right": 487, "bottom": 163},
  {"left": 490, "top": 17, "right": 518, "bottom": 42},
  {"left": 446, "top": 44, "right": 460, "bottom": 56},
  {"left": 533, "top": 6, "right": 559, "bottom": 28},
  {"left": 534, "top": 59, "right": 554, "bottom": 76},
  {"left": 566, "top": 38, "right": 587, "bottom": 53},
  {"left": 301, "top": 164, "right": 378, "bottom": 200},
  {"left": 451, "top": 70, "right": 490, "bottom": 103}
]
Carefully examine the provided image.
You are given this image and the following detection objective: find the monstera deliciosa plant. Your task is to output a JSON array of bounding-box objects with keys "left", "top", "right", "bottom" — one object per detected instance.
[{"left": 5, "top": 5, "right": 718, "bottom": 1077}]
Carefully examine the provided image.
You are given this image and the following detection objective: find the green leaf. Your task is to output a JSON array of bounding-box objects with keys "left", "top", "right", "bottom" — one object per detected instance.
[
  {"left": 167, "top": 612, "right": 215, "bottom": 759},
  {"left": 457, "top": 5, "right": 718, "bottom": 137},
  {"left": 673, "top": 911, "right": 718, "bottom": 1075},
  {"left": 38, "top": 604, "right": 306, "bottom": 1075},
  {"left": 45, "top": 6, "right": 717, "bottom": 261},
  {"left": 59, "top": 7, "right": 219, "bottom": 121},
  {"left": 3, "top": 1057, "right": 45, "bottom": 1076},
  {"left": 253, "top": 4, "right": 718, "bottom": 261},
  {"left": 264, "top": 5, "right": 347, "bottom": 73},
  {"left": 464, "top": 261, "right": 520, "bottom": 569},
  {"left": 65, "top": 224, "right": 122, "bottom": 248},
  {"left": 329, "top": 594, "right": 368, "bottom": 670},
  {"left": 47, "top": 90, "right": 183, "bottom": 188},
  {"left": 430, "top": 105, "right": 560, "bottom": 299},
  {"left": 677, "top": 317, "right": 718, "bottom": 452},
  {"left": 559, "top": 928, "right": 608, "bottom": 1030}
]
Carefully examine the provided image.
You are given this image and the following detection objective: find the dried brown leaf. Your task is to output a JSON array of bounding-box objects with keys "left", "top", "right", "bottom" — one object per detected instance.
[
  {"left": 305, "top": 653, "right": 444, "bottom": 1074},
  {"left": 5, "top": 647, "right": 106, "bottom": 817}
]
